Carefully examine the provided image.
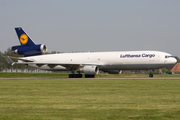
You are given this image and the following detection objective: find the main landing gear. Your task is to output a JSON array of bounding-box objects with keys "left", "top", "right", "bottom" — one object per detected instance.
[
  {"left": 69, "top": 74, "right": 83, "bottom": 78},
  {"left": 68, "top": 74, "right": 95, "bottom": 78},
  {"left": 85, "top": 75, "right": 95, "bottom": 78}
]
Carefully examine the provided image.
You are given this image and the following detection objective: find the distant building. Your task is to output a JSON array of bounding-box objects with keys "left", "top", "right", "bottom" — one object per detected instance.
[{"left": 171, "top": 63, "right": 180, "bottom": 74}]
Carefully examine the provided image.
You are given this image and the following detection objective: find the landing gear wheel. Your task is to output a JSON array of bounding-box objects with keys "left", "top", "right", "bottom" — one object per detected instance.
[
  {"left": 149, "top": 74, "right": 153, "bottom": 78},
  {"left": 69, "top": 74, "right": 83, "bottom": 78},
  {"left": 69, "top": 74, "right": 73, "bottom": 78},
  {"left": 76, "top": 74, "right": 83, "bottom": 78},
  {"left": 85, "top": 75, "right": 95, "bottom": 78}
]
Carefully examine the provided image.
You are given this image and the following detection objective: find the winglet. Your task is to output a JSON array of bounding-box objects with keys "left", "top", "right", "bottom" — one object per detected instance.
[{"left": 4, "top": 56, "right": 15, "bottom": 65}]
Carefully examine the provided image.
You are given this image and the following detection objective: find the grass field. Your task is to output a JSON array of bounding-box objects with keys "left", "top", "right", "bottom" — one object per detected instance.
[
  {"left": 1, "top": 72, "right": 180, "bottom": 78},
  {"left": 0, "top": 78, "right": 180, "bottom": 120}
]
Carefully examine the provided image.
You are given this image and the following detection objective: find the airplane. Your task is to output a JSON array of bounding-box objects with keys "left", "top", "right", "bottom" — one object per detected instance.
[{"left": 5, "top": 27, "right": 177, "bottom": 78}]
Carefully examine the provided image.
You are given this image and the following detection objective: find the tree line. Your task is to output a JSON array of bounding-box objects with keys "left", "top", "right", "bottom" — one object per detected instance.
[{"left": 0, "top": 48, "right": 179, "bottom": 73}]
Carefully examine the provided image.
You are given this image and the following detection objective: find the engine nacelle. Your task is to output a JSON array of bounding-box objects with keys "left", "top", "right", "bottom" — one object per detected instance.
[
  {"left": 12, "top": 44, "right": 47, "bottom": 57},
  {"left": 82, "top": 66, "right": 99, "bottom": 75}
]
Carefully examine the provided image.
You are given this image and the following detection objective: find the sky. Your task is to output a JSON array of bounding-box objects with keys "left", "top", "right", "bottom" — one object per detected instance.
[{"left": 0, "top": 0, "right": 180, "bottom": 57}]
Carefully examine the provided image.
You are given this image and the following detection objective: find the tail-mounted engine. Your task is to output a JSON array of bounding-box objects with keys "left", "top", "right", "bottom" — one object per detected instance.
[{"left": 12, "top": 44, "right": 47, "bottom": 57}]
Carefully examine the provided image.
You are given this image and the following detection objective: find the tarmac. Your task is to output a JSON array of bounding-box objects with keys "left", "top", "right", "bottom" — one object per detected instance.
[{"left": 0, "top": 77, "right": 180, "bottom": 79}]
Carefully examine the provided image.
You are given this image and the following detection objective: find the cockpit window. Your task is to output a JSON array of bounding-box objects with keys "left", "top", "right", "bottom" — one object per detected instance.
[{"left": 165, "top": 55, "right": 173, "bottom": 58}]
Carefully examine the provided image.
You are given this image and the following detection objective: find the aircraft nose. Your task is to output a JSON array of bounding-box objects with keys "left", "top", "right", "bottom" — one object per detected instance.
[{"left": 170, "top": 57, "right": 177, "bottom": 64}]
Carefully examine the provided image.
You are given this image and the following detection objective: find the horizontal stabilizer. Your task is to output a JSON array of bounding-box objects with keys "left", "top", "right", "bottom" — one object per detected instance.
[
  {"left": 8, "top": 56, "right": 34, "bottom": 62},
  {"left": 4, "top": 56, "right": 14, "bottom": 65}
]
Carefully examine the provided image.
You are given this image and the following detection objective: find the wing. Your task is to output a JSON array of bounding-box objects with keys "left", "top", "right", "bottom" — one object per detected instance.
[{"left": 5, "top": 56, "right": 101, "bottom": 70}]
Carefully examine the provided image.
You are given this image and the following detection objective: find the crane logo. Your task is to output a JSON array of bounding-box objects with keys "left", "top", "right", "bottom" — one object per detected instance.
[{"left": 20, "top": 34, "right": 28, "bottom": 45}]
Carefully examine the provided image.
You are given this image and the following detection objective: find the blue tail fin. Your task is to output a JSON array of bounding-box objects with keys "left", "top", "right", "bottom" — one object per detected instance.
[
  {"left": 12, "top": 27, "right": 47, "bottom": 57},
  {"left": 15, "top": 27, "right": 35, "bottom": 47}
]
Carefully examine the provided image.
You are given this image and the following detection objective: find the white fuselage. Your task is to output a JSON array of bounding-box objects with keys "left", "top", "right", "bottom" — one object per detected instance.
[{"left": 23, "top": 51, "right": 177, "bottom": 72}]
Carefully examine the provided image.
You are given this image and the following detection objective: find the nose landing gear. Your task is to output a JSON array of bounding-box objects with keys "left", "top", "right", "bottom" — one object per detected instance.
[
  {"left": 149, "top": 69, "right": 154, "bottom": 78},
  {"left": 149, "top": 73, "right": 153, "bottom": 78}
]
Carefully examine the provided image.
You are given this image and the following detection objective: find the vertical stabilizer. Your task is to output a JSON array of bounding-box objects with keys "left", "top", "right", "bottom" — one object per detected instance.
[
  {"left": 12, "top": 27, "right": 47, "bottom": 57},
  {"left": 15, "top": 27, "right": 35, "bottom": 47}
]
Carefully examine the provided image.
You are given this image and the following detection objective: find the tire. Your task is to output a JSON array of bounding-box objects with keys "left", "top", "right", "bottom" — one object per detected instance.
[
  {"left": 69, "top": 74, "right": 73, "bottom": 78},
  {"left": 149, "top": 74, "right": 153, "bottom": 78},
  {"left": 85, "top": 75, "right": 95, "bottom": 78},
  {"left": 78, "top": 74, "right": 83, "bottom": 78},
  {"left": 69, "top": 74, "right": 83, "bottom": 78}
]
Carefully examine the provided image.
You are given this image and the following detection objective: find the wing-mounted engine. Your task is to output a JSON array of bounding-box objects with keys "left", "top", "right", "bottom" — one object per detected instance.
[
  {"left": 79, "top": 65, "right": 99, "bottom": 78},
  {"left": 12, "top": 44, "right": 47, "bottom": 57},
  {"left": 83, "top": 65, "right": 99, "bottom": 75},
  {"left": 67, "top": 65, "right": 99, "bottom": 78}
]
